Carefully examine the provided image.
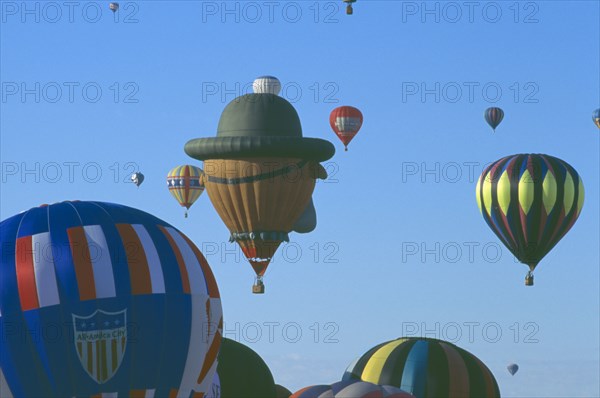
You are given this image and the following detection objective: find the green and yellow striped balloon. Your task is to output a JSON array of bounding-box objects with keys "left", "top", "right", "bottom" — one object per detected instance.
[
  {"left": 167, "top": 165, "right": 205, "bottom": 218},
  {"left": 476, "top": 154, "right": 584, "bottom": 285}
]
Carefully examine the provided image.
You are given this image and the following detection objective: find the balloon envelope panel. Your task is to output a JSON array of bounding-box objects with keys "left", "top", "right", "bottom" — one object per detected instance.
[{"left": 0, "top": 201, "right": 222, "bottom": 397}]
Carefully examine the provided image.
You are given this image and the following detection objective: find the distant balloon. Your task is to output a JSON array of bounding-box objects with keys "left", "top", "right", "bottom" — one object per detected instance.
[
  {"left": 507, "top": 363, "right": 519, "bottom": 376},
  {"left": 330, "top": 106, "right": 363, "bottom": 151},
  {"left": 253, "top": 76, "right": 282, "bottom": 95},
  {"left": 484, "top": 107, "right": 504, "bottom": 132},
  {"left": 167, "top": 165, "right": 205, "bottom": 218},
  {"left": 593, "top": 108, "right": 600, "bottom": 129},
  {"left": 109, "top": 2, "right": 119, "bottom": 12},
  {"left": 343, "top": 0, "right": 357, "bottom": 14},
  {"left": 131, "top": 171, "right": 144, "bottom": 187}
]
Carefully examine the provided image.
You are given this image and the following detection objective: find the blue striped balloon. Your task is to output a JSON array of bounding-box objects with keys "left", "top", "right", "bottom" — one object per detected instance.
[
  {"left": 0, "top": 201, "right": 222, "bottom": 397},
  {"left": 484, "top": 107, "right": 504, "bottom": 132}
]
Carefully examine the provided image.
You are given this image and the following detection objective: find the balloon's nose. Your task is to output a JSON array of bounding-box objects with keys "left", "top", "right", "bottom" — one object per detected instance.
[{"left": 292, "top": 198, "right": 317, "bottom": 233}]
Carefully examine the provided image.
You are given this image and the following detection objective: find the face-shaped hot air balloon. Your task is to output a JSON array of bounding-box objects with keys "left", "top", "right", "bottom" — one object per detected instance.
[
  {"left": 253, "top": 76, "right": 282, "bottom": 95},
  {"left": 343, "top": 337, "right": 500, "bottom": 398},
  {"left": 131, "top": 171, "right": 144, "bottom": 187},
  {"left": 476, "top": 154, "right": 584, "bottom": 285},
  {"left": 593, "top": 108, "right": 600, "bottom": 129},
  {"left": 185, "top": 78, "right": 335, "bottom": 293},
  {"left": 507, "top": 363, "right": 519, "bottom": 376},
  {"left": 0, "top": 201, "right": 222, "bottom": 397},
  {"left": 330, "top": 106, "right": 363, "bottom": 151},
  {"left": 292, "top": 380, "right": 414, "bottom": 398},
  {"left": 484, "top": 107, "right": 504, "bottom": 132},
  {"left": 167, "top": 165, "right": 205, "bottom": 218}
]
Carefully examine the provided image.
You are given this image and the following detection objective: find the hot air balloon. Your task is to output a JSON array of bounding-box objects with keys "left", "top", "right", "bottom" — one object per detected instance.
[
  {"left": 275, "top": 384, "right": 292, "bottom": 398},
  {"left": 484, "top": 107, "right": 504, "bottom": 132},
  {"left": 343, "top": 337, "right": 500, "bottom": 398},
  {"left": 330, "top": 106, "right": 363, "bottom": 151},
  {"left": 292, "top": 380, "right": 414, "bottom": 398},
  {"left": 593, "top": 108, "right": 600, "bottom": 129},
  {"left": 185, "top": 77, "right": 335, "bottom": 293},
  {"left": 131, "top": 171, "right": 144, "bottom": 187},
  {"left": 476, "top": 154, "right": 584, "bottom": 285},
  {"left": 0, "top": 201, "right": 222, "bottom": 397},
  {"left": 507, "top": 363, "right": 519, "bottom": 376},
  {"left": 109, "top": 2, "right": 119, "bottom": 12},
  {"left": 216, "top": 338, "right": 277, "bottom": 398},
  {"left": 253, "top": 76, "right": 282, "bottom": 95},
  {"left": 167, "top": 165, "right": 205, "bottom": 218},
  {"left": 343, "top": 0, "right": 357, "bottom": 14}
]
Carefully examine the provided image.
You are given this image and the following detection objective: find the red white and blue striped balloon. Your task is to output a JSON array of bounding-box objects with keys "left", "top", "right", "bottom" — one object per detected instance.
[
  {"left": 291, "top": 380, "right": 415, "bottom": 398},
  {"left": 0, "top": 201, "right": 222, "bottom": 397}
]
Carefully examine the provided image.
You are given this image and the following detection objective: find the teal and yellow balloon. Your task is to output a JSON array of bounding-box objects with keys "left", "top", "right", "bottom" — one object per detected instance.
[
  {"left": 167, "top": 165, "right": 205, "bottom": 218},
  {"left": 476, "top": 154, "right": 584, "bottom": 285},
  {"left": 593, "top": 108, "right": 600, "bottom": 129},
  {"left": 343, "top": 337, "right": 499, "bottom": 398}
]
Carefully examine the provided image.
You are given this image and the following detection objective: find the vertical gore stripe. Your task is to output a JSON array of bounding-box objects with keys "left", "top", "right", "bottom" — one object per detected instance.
[
  {"left": 158, "top": 225, "right": 191, "bottom": 294},
  {"left": 116, "top": 224, "right": 152, "bottom": 295},
  {"left": 15, "top": 236, "right": 39, "bottom": 311},
  {"left": 68, "top": 227, "right": 97, "bottom": 301}
]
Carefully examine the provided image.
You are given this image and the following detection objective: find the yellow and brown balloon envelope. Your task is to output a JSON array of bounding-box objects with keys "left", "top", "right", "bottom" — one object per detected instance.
[
  {"left": 476, "top": 153, "right": 584, "bottom": 285},
  {"left": 185, "top": 85, "right": 334, "bottom": 293}
]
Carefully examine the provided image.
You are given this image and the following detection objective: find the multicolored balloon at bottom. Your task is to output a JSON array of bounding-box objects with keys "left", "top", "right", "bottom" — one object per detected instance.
[
  {"left": 291, "top": 380, "right": 414, "bottom": 398},
  {"left": 0, "top": 201, "right": 222, "bottom": 397},
  {"left": 343, "top": 337, "right": 500, "bottom": 398}
]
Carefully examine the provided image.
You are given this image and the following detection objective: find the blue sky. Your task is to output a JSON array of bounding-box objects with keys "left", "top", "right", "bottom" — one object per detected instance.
[{"left": 1, "top": 1, "right": 599, "bottom": 396}]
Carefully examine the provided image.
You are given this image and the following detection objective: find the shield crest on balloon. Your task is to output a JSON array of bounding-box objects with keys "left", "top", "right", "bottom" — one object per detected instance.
[{"left": 72, "top": 309, "right": 127, "bottom": 384}]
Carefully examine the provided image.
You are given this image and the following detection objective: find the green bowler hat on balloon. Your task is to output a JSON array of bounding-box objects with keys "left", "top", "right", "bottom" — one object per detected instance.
[{"left": 184, "top": 91, "right": 335, "bottom": 161}]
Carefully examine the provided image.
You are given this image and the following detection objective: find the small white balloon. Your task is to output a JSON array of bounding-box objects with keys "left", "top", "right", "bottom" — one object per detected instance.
[{"left": 253, "top": 76, "right": 281, "bottom": 95}]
